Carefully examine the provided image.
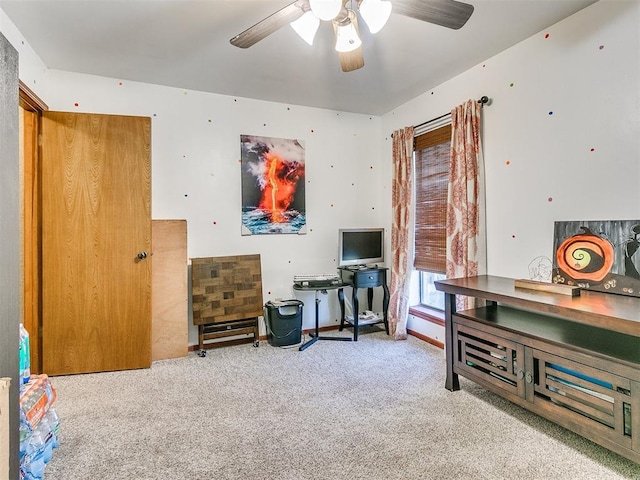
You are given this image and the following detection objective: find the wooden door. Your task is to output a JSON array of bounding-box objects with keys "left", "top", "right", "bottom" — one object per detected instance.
[{"left": 41, "top": 112, "right": 151, "bottom": 375}]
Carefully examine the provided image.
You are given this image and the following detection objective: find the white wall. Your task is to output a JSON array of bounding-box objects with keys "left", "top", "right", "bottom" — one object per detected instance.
[
  {"left": 383, "top": 0, "right": 640, "bottom": 338},
  {"left": 3, "top": 0, "right": 640, "bottom": 345},
  {"left": 46, "top": 71, "right": 391, "bottom": 341},
  {"left": 0, "top": 10, "right": 48, "bottom": 96},
  {"left": 0, "top": 7, "right": 388, "bottom": 342}
]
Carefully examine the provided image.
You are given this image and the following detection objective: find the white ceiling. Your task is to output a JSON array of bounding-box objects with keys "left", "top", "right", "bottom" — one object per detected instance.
[{"left": 1, "top": 0, "right": 598, "bottom": 115}]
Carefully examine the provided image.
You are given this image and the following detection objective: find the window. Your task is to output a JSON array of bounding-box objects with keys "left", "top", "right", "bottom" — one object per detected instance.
[
  {"left": 414, "top": 124, "right": 451, "bottom": 311},
  {"left": 419, "top": 271, "right": 446, "bottom": 310}
]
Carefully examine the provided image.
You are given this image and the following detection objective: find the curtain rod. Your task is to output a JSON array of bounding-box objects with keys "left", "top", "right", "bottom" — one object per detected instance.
[{"left": 412, "top": 95, "right": 490, "bottom": 131}]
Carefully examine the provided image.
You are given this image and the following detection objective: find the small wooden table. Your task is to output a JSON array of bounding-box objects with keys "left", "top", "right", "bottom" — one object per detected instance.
[
  {"left": 337, "top": 266, "right": 390, "bottom": 341},
  {"left": 191, "top": 255, "right": 263, "bottom": 353}
]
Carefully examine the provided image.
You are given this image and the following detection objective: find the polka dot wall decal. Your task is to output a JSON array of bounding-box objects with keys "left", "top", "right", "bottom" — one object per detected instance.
[
  {"left": 74, "top": 102, "right": 79, "bottom": 107},
  {"left": 599, "top": 45, "right": 605, "bottom": 50},
  {"left": 331, "top": 203, "right": 334, "bottom": 207},
  {"left": 119, "top": 82, "right": 123, "bottom": 86},
  {"left": 506, "top": 160, "right": 511, "bottom": 165},
  {"left": 509, "top": 83, "right": 515, "bottom": 87},
  {"left": 263, "top": 123, "right": 267, "bottom": 126},
  {"left": 548, "top": 197, "right": 553, "bottom": 202},
  {"left": 310, "top": 129, "right": 314, "bottom": 133},
  {"left": 184, "top": 194, "right": 188, "bottom": 197},
  {"left": 544, "top": 33, "right": 550, "bottom": 39},
  {"left": 590, "top": 148, "right": 596, "bottom": 152},
  {"left": 213, "top": 221, "right": 217, "bottom": 225},
  {"left": 512, "top": 235, "right": 516, "bottom": 239},
  {"left": 208, "top": 119, "right": 212, "bottom": 123}
]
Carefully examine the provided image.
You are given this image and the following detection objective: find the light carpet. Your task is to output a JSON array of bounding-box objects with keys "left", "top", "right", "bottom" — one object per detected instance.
[{"left": 43, "top": 329, "right": 639, "bottom": 479}]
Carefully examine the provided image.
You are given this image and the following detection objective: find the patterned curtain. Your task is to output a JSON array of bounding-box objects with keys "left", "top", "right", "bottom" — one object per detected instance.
[
  {"left": 389, "top": 126, "right": 414, "bottom": 339},
  {"left": 446, "top": 100, "right": 486, "bottom": 310}
]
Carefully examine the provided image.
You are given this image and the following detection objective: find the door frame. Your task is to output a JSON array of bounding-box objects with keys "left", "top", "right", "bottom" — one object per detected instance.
[{"left": 19, "top": 80, "right": 47, "bottom": 374}]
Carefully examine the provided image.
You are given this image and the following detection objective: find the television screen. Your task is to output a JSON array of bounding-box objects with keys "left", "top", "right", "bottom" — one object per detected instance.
[{"left": 339, "top": 228, "right": 384, "bottom": 267}]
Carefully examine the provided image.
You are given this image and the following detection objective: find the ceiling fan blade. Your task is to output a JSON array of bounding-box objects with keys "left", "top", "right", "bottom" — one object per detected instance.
[
  {"left": 393, "top": 0, "right": 474, "bottom": 30},
  {"left": 333, "top": 11, "right": 365, "bottom": 73},
  {"left": 230, "top": 0, "right": 307, "bottom": 48}
]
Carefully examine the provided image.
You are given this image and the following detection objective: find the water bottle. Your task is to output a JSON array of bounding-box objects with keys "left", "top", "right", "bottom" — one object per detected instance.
[
  {"left": 19, "top": 408, "right": 33, "bottom": 463},
  {"left": 36, "top": 416, "right": 54, "bottom": 464},
  {"left": 19, "top": 324, "right": 31, "bottom": 385},
  {"left": 47, "top": 407, "right": 61, "bottom": 449},
  {"left": 19, "top": 325, "right": 26, "bottom": 385},
  {"left": 23, "top": 427, "right": 46, "bottom": 480}
]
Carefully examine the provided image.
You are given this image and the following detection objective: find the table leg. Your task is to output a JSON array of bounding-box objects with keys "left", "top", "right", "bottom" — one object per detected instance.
[
  {"left": 382, "top": 282, "right": 390, "bottom": 335},
  {"left": 352, "top": 286, "right": 359, "bottom": 341},
  {"left": 444, "top": 292, "right": 460, "bottom": 391},
  {"left": 338, "top": 288, "right": 346, "bottom": 331},
  {"left": 299, "top": 295, "right": 321, "bottom": 351}
]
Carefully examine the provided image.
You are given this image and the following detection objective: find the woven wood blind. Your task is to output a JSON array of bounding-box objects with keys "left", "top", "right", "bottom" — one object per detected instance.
[{"left": 414, "top": 124, "right": 451, "bottom": 273}]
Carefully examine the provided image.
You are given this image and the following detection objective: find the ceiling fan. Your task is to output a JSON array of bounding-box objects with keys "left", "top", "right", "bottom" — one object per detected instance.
[{"left": 229, "top": 0, "right": 474, "bottom": 73}]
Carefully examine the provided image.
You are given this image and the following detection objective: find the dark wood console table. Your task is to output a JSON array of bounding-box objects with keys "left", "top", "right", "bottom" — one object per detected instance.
[
  {"left": 435, "top": 275, "right": 640, "bottom": 463},
  {"left": 338, "top": 266, "right": 390, "bottom": 341}
]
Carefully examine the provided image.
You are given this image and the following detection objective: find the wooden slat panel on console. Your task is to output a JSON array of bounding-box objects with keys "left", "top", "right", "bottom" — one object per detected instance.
[{"left": 191, "top": 255, "right": 264, "bottom": 325}]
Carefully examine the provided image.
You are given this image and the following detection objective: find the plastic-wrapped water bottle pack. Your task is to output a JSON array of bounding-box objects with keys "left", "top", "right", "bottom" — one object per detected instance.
[{"left": 18, "top": 325, "right": 61, "bottom": 480}]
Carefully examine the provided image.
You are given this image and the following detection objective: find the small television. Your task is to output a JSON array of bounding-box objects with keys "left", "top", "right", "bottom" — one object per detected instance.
[{"left": 338, "top": 228, "right": 385, "bottom": 267}]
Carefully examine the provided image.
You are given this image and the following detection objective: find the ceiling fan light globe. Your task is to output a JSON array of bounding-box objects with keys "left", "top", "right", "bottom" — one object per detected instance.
[
  {"left": 310, "top": 0, "right": 342, "bottom": 21},
  {"left": 359, "top": 0, "right": 392, "bottom": 34},
  {"left": 335, "top": 23, "right": 362, "bottom": 53},
  {"left": 290, "top": 11, "right": 320, "bottom": 45}
]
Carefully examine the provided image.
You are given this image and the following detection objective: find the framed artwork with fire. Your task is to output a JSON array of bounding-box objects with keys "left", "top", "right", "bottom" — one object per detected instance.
[
  {"left": 240, "top": 135, "right": 306, "bottom": 235},
  {"left": 552, "top": 219, "right": 640, "bottom": 297}
]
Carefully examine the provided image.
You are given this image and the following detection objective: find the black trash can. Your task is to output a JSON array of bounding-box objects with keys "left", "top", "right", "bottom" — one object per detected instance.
[{"left": 264, "top": 300, "right": 303, "bottom": 347}]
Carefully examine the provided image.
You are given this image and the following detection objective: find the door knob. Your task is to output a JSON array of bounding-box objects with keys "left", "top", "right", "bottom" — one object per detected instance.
[{"left": 137, "top": 251, "right": 148, "bottom": 260}]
